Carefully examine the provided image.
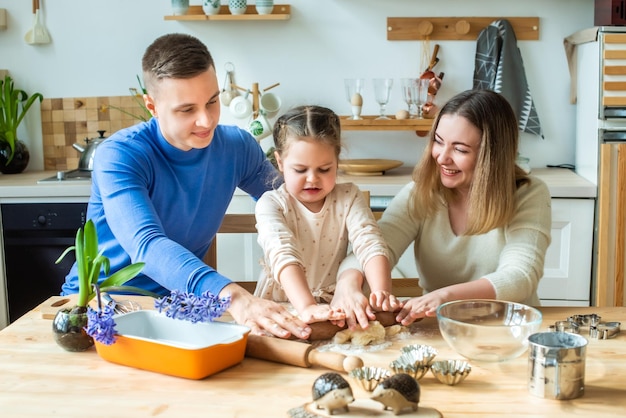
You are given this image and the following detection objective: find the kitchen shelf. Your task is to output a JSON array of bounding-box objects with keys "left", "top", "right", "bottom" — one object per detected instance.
[
  {"left": 164, "top": 5, "right": 291, "bottom": 21},
  {"left": 340, "top": 115, "right": 433, "bottom": 135}
]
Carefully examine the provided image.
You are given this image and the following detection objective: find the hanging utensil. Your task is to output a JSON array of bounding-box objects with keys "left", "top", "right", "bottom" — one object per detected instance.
[
  {"left": 220, "top": 62, "right": 238, "bottom": 106},
  {"left": 24, "top": 0, "right": 36, "bottom": 44},
  {"left": 25, "top": 0, "right": 50, "bottom": 45}
]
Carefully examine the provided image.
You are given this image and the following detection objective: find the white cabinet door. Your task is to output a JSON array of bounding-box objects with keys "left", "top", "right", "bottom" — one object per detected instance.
[
  {"left": 539, "top": 198, "right": 595, "bottom": 306},
  {"left": 214, "top": 194, "right": 263, "bottom": 284}
]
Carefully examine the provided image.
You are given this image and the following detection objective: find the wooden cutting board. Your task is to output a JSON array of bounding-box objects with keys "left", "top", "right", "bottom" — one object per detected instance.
[
  {"left": 288, "top": 400, "right": 442, "bottom": 417},
  {"left": 39, "top": 294, "right": 155, "bottom": 319}
]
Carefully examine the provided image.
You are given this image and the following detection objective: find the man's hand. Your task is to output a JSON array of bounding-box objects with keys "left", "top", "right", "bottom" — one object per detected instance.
[{"left": 222, "top": 283, "right": 311, "bottom": 339}]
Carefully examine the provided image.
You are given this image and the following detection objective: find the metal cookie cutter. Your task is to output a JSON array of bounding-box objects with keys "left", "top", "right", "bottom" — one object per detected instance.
[
  {"left": 589, "top": 322, "right": 621, "bottom": 340},
  {"left": 549, "top": 320, "right": 580, "bottom": 334},
  {"left": 568, "top": 313, "right": 602, "bottom": 327}
]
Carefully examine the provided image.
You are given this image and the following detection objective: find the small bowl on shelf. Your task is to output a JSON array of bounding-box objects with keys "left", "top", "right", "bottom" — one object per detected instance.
[
  {"left": 430, "top": 359, "right": 472, "bottom": 386},
  {"left": 436, "top": 299, "right": 542, "bottom": 362},
  {"left": 348, "top": 366, "right": 391, "bottom": 392}
]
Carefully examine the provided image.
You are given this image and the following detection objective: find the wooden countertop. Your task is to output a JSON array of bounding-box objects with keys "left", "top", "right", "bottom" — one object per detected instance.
[
  {"left": 0, "top": 298, "right": 624, "bottom": 417},
  {"left": 0, "top": 167, "right": 596, "bottom": 201}
]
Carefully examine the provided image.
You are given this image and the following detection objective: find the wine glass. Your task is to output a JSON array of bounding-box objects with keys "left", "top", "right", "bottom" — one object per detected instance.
[
  {"left": 344, "top": 78, "right": 365, "bottom": 120},
  {"left": 401, "top": 78, "right": 417, "bottom": 118},
  {"left": 373, "top": 78, "right": 394, "bottom": 120},
  {"left": 415, "top": 78, "right": 430, "bottom": 118}
]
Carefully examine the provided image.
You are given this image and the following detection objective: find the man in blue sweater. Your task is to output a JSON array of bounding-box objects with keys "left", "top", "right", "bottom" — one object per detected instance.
[{"left": 61, "top": 33, "right": 311, "bottom": 340}]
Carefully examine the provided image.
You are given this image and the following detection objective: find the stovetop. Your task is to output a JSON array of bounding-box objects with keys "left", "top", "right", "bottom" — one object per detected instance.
[{"left": 37, "top": 169, "right": 92, "bottom": 183}]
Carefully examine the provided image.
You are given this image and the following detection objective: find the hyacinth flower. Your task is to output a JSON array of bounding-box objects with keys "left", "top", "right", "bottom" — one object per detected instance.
[{"left": 154, "top": 289, "right": 231, "bottom": 323}]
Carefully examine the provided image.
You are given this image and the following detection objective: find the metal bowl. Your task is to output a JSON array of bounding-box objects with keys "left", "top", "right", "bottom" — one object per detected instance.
[
  {"left": 390, "top": 344, "right": 438, "bottom": 380},
  {"left": 430, "top": 359, "right": 472, "bottom": 386},
  {"left": 389, "top": 361, "right": 431, "bottom": 381},
  {"left": 348, "top": 366, "right": 392, "bottom": 392}
]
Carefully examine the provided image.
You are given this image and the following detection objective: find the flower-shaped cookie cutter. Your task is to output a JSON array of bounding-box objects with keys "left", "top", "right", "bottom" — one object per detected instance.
[{"left": 553, "top": 314, "right": 621, "bottom": 340}]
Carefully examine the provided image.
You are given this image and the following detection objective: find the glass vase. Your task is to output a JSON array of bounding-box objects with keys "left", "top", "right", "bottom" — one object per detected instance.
[
  {"left": 52, "top": 307, "right": 94, "bottom": 352},
  {"left": 0, "top": 140, "right": 30, "bottom": 174}
]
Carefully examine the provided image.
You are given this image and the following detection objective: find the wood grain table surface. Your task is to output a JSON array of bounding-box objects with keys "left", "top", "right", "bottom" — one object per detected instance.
[{"left": 1, "top": 297, "right": 624, "bottom": 417}]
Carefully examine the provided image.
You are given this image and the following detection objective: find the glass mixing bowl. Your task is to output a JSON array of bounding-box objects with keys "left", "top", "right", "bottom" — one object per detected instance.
[{"left": 436, "top": 299, "right": 542, "bottom": 362}]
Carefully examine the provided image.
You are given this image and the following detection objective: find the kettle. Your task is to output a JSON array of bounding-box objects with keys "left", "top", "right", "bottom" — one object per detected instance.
[{"left": 72, "top": 130, "right": 108, "bottom": 171}]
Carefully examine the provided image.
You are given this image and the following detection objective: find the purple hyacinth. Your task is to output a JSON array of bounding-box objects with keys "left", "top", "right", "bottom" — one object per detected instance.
[
  {"left": 85, "top": 304, "right": 117, "bottom": 345},
  {"left": 154, "top": 290, "right": 231, "bottom": 323}
]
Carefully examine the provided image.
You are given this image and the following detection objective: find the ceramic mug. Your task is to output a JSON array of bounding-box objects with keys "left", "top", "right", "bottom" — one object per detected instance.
[
  {"left": 259, "top": 92, "right": 281, "bottom": 119},
  {"left": 228, "top": 0, "right": 247, "bottom": 15},
  {"left": 255, "top": 0, "right": 274, "bottom": 15},
  {"left": 248, "top": 114, "right": 272, "bottom": 141},
  {"left": 203, "top": 0, "right": 221, "bottom": 15},
  {"left": 171, "top": 0, "right": 190, "bottom": 15},
  {"left": 229, "top": 94, "right": 252, "bottom": 119}
]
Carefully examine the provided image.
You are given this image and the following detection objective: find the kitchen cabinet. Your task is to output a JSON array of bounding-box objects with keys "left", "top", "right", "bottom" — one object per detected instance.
[
  {"left": 215, "top": 194, "right": 263, "bottom": 285},
  {"left": 164, "top": 5, "right": 291, "bottom": 21},
  {"left": 539, "top": 198, "right": 595, "bottom": 306}
]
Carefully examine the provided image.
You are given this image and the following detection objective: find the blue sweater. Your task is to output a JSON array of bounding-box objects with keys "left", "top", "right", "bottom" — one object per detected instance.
[{"left": 61, "top": 118, "right": 277, "bottom": 297}]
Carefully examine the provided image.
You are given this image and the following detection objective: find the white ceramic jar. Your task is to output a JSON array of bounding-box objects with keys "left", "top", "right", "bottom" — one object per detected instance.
[
  {"left": 171, "top": 0, "right": 189, "bottom": 15},
  {"left": 228, "top": 0, "right": 247, "bottom": 15},
  {"left": 203, "top": 0, "right": 221, "bottom": 15},
  {"left": 255, "top": 0, "right": 274, "bottom": 15}
]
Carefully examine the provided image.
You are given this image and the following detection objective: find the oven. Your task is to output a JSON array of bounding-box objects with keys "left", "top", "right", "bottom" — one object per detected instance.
[{"left": 1, "top": 203, "right": 87, "bottom": 323}]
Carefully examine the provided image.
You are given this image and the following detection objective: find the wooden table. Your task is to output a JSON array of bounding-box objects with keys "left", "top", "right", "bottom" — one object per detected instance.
[{"left": 1, "top": 299, "right": 625, "bottom": 417}]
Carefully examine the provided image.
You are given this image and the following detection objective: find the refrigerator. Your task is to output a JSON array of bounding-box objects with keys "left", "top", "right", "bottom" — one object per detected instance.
[{"left": 573, "top": 26, "right": 626, "bottom": 307}]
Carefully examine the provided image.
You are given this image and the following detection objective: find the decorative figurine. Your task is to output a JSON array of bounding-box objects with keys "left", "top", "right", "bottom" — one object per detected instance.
[
  {"left": 370, "top": 373, "right": 420, "bottom": 415},
  {"left": 312, "top": 372, "right": 355, "bottom": 415}
]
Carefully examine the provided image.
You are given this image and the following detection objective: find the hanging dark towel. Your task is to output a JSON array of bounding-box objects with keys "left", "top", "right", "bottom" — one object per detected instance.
[{"left": 473, "top": 19, "right": 543, "bottom": 138}]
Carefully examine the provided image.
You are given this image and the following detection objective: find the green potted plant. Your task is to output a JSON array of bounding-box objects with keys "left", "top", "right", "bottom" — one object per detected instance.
[
  {"left": 0, "top": 75, "right": 43, "bottom": 174},
  {"left": 52, "top": 219, "right": 155, "bottom": 352}
]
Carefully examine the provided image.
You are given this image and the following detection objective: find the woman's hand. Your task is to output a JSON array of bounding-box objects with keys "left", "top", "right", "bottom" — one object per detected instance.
[
  {"left": 369, "top": 290, "right": 402, "bottom": 313},
  {"left": 396, "top": 279, "right": 497, "bottom": 325},
  {"left": 222, "top": 283, "right": 311, "bottom": 339},
  {"left": 395, "top": 290, "right": 448, "bottom": 325}
]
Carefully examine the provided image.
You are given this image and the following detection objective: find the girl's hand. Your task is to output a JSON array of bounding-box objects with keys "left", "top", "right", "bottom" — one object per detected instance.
[
  {"left": 369, "top": 291, "right": 402, "bottom": 312},
  {"left": 395, "top": 291, "right": 448, "bottom": 325},
  {"left": 330, "top": 277, "right": 376, "bottom": 330},
  {"left": 299, "top": 304, "right": 345, "bottom": 324}
]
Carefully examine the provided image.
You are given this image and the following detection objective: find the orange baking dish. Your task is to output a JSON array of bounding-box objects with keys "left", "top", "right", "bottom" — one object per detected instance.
[{"left": 94, "top": 310, "right": 250, "bottom": 379}]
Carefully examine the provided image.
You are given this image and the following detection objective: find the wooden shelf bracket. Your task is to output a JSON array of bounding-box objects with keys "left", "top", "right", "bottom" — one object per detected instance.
[{"left": 387, "top": 17, "right": 540, "bottom": 41}]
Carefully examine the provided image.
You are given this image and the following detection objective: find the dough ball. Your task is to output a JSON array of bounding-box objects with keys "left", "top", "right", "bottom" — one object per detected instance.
[
  {"left": 333, "top": 321, "right": 386, "bottom": 346},
  {"left": 384, "top": 324, "right": 408, "bottom": 337}
]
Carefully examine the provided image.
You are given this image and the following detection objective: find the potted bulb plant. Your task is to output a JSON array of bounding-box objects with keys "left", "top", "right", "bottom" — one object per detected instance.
[
  {"left": 52, "top": 219, "right": 155, "bottom": 352},
  {"left": 0, "top": 75, "right": 43, "bottom": 174}
]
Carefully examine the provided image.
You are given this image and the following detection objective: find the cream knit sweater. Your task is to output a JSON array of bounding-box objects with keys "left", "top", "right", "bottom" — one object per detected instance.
[{"left": 339, "top": 177, "right": 552, "bottom": 306}]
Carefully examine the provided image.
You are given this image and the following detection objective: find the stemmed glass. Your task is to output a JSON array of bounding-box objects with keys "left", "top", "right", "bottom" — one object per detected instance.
[
  {"left": 344, "top": 78, "right": 365, "bottom": 120},
  {"left": 401, "top": 78, "right": 417, "bottom": 118},
  {"left": 414, "top": 78, "right": 430, "bottom": 118},
  {"left": 373, "top": 78, "right": 394, "bottom": 120}
]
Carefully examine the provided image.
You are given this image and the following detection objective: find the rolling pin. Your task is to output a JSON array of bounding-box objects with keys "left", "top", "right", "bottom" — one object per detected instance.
[
  {"left": 306, "top": 311, "right": 400, "bottom": 341},
  {"left": 245, "top": 334, "right": 364, "bottom": 373}
]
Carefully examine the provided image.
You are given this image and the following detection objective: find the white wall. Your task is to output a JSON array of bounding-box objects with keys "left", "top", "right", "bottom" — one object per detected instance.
[{"left": 0, "top": 0, "right": 593, "bottom": 172}]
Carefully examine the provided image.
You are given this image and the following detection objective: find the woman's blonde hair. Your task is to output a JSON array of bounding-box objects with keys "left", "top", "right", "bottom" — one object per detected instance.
[{"left": 411, "top": 89, "right": 530, "bottom": 235}]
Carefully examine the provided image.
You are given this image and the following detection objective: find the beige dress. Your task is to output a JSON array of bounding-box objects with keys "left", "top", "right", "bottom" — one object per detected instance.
[{"left": 254, "top": 182, "right": 389, "bottom": 303}]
